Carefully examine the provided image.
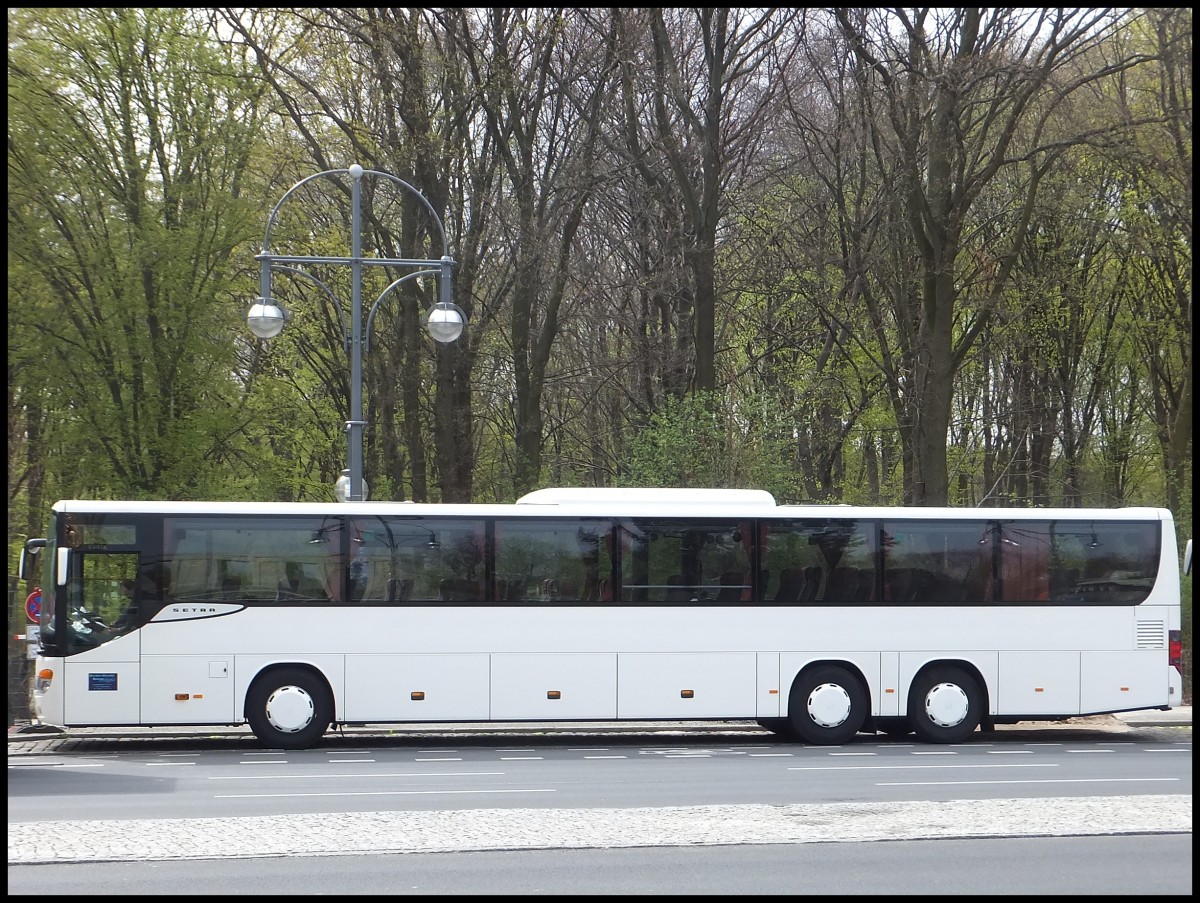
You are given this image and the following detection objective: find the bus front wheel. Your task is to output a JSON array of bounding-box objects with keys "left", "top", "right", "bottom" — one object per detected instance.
[
  {"left": 908, "top": 666, "right": 982, "bottom": 743},
  {"left": 788, "top": 665, "right": 868, "bottom": 745},
  {"left": 246, "top": 667, "right": 333, "bottom": 749}
]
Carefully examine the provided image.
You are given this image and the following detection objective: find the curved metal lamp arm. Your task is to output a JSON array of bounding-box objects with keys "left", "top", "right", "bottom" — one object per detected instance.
[
  {"left": 271, "top": 266, "right": 351, "bottom": 350},
  {"left": 261, "top": 167, "right": 451, "bottom": 261},
  {"left": 364, "top": 269, "right": 440, "bottom": 353}
]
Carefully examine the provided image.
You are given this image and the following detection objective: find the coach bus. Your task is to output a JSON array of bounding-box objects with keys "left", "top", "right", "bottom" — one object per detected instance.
[{"left": 21, "top": 489, "right": 1184, "bottom": 749}]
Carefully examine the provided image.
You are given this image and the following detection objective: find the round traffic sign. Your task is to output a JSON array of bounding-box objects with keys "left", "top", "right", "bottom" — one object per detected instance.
[{"left": 25, "top": 589, "right": 41, "bottom": 624}]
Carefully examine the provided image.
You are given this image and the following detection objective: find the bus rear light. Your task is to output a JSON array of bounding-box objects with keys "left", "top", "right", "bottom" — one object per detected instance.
[{"left": 1168, "top": 629, "right": 1182, "bottom": 670}]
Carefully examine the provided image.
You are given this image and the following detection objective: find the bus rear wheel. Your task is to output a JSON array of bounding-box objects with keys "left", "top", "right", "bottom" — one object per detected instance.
[
  {"left": 788, "top": 665, "right": 867, "bottom": 745},
  {"left": 246, "top": 667, "right": 332, "bottom": 749},
  {"left": 908, "top": 666, "right": 982, "bottom": 743}
]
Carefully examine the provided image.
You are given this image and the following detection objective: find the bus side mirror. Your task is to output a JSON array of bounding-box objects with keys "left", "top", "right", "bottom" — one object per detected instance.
[
  {"left": 1184, "top": 538, "right": 1192, "bottom": 577},
  {"left": 19, "top": 538, "right": 45, "bottom": 580}
]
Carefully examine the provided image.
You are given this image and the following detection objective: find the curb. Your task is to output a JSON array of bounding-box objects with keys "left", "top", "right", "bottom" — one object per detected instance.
[
  {"left": 8, "top": 709, "right": 1190, "bottom": 746},
  {"left": 6, "top": 720, "right": 773, "bottom": 743}
]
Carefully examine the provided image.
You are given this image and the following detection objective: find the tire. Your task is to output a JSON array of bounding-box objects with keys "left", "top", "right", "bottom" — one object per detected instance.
[
  {"left": 875, "top": 716, "right": 913, "bottom": 738},
  {"left": 908, "top": 666, "right": 982, "bottom": 743},
  {"left": 788, "top": 665, "right": 868, "bottom": 745},
  {"left": 246, "top": 667, "right": 333, "bottom": 749}
]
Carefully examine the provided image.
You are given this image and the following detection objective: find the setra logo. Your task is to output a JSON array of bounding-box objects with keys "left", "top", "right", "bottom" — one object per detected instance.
[{"left": 150, "top": 602, "right": 244, "bottom": 622}]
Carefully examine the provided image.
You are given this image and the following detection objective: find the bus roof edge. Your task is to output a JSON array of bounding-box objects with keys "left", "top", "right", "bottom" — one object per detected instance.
[{"left": 516, "top": 487, "right": 777, "bottom": 506}]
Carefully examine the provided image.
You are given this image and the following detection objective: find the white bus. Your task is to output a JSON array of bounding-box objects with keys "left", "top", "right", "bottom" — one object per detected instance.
[{"left": 22, "top": 489, "right": 1185, "bottom": 749}]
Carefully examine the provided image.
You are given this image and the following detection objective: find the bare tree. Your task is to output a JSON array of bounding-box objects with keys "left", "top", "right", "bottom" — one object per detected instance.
[
  {"left": 441, "top": 9, "right": 618, "bottom": 496},
  {"left": 612, "top": 8, "right": 799, "bottom": 397},
  {"left": 1109, "top": 8, "right": 1192, "bottom": 523},
  {"left": 833, "top": 8, "right": 1154, "bottom": 504}
]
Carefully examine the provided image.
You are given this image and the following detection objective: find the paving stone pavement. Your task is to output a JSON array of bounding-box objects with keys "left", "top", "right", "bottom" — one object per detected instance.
[{"left": 7, "top": 796, "right": 1193, "bottom": 864}]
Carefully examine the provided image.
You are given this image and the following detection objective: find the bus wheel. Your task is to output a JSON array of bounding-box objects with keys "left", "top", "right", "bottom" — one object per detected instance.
[
  {"left": 908, "top": 666, "right": 982, "bottom": 743},
  {"left": 246, "top": 667, "right": 332, "bottom": 749},
  {"left": 788, "top": 665, "right": 867, "bottom": 745}
]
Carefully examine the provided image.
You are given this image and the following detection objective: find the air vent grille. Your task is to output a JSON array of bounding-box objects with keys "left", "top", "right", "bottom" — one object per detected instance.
[{"left": 1136, "top": 620, "right": 1164, "bottom": 649}]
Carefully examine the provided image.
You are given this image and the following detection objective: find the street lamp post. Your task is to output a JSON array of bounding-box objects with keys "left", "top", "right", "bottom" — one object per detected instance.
[{"left": 247, "top": 164, "right": 466, "bottom": 502}]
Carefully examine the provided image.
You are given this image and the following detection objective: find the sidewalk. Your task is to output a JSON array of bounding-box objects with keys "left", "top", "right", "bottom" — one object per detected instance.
[
  {"left": 7, "top": 707, "right": 1190, "bottom": 752},
  {"left": 1108, "top": 704, "right": 1191, "bottom": 727}
]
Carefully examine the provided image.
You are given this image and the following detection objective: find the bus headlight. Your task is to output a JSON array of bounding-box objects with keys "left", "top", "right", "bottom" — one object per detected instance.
[{"left": 35, "top": 668, "right": 54, "bottom": 693}]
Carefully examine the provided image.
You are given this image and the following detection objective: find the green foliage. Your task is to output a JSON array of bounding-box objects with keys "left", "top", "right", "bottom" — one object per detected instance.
[
  {"left": 621, "top": 391, "right": 806, "bottom": 499},
  {"left": 8, "top": 8, "right": 271, "bottom": 504}
]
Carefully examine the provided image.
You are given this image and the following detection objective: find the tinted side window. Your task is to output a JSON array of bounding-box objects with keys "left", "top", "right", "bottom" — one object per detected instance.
[
  {"left": 350, "top": 516, "right": 486, "bottom": 603},
  {"left": 166, "top": 515, "right": 347, "bottom": 604},
  {"left": 493, "top": 518, "right": 614, "bottom": 603},
  {"left": 761, "top": 519, "right": 876, "bottom": 605},
  {"left": 969, "top": 519, "right": 1159, "bottom": 605},
  {"left": 882, "top": 521, "right": 987, "bottom": 605},
  {"left": 1048, "top": 521, "right": 1159, "bottom": 605},
  {"left": 620, "top": 519, "right": 752, "bottom": 604}
]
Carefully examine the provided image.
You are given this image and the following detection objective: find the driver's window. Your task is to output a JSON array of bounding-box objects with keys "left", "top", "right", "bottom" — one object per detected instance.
[{"left": 67, "top": 552, "right": 139, "bottom": 652}]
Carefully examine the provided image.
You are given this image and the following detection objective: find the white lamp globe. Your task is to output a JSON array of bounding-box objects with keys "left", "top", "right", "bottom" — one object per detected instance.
[
  {"left": 247, "top": 301, "right": 287, "bottom": 339},
  {"left": 335, "top": 469, "right": 369, "bottom": 503},
  {"left": 426, "top": 302, "right": 466, "bottom": 343}
]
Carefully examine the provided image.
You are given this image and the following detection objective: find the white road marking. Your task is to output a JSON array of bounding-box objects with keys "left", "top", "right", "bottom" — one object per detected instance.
[
  {"left": 788, "top": 763, "right": 1056, "bottom": 771},
  {"left": 877, "top": 777, "right": 1179, "bottom": 786},
  {"left": 215, "top": 787, "right": 557, "bottom": 799},
  {"left": 208, "top": 771, "right": 504, "bottom": 780}
]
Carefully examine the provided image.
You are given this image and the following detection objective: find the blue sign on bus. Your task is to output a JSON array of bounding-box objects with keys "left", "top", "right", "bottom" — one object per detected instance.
[{"left": 88, "top": 673, "right": 118, "bottom": 691}]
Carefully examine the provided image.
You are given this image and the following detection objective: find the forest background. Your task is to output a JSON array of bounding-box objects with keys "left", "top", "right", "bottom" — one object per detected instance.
[{"left": 7, "top": 9, "right": 1192, "bottom": 703}]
